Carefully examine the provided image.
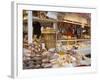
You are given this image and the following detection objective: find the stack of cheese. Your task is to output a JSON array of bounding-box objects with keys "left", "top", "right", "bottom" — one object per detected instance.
[{"left": 23, "top": 39, "right": 52, "bottom": 69}]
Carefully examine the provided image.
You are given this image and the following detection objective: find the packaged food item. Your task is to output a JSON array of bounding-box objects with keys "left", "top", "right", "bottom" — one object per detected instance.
[
  {"left": 42, "top": 63, "right": 52, "bottom": 68},
  {"left": 59, "top": 51, "right": 65, "bottom": 55},
  {"left": 42, "top": 59, "right": 49, "bottom": 63}
]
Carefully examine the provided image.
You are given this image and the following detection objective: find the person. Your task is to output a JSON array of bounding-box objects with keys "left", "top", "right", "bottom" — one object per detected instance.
[{"left": 32, "top": 21, "right": 42, "bottom": 39}]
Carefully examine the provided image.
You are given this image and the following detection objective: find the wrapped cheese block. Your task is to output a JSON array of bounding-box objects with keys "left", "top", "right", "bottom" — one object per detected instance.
[{"left": 42, "top": 62, "right": 52, "bottom": 68}]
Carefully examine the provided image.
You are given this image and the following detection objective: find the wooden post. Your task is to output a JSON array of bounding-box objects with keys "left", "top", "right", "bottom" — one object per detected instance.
[{"left": 28, "top": 11, "right": 33, "bottom": 44}]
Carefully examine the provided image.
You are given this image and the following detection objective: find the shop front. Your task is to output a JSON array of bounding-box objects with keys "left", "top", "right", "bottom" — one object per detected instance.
[{"left": 23, "top": 10, "right": 91, "bottom": 69}]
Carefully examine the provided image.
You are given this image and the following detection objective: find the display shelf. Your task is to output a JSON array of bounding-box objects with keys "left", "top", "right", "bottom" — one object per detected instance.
[
  {"left": 24, "top": 16, "right": 57, "bottom": 23},
  {"left": 23, "top": 16, "right": 90, "bottom": 26},
  {"left": 57, "top": 39, "right": 90, "bottom": 42},
  {"left": 42, "top": 32, "right": 56, "bottom": 34}
]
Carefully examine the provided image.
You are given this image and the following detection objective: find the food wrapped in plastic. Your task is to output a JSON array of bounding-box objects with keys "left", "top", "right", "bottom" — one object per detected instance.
[{"left": 42, "top": 63, "right": 52, "bottom": 68}]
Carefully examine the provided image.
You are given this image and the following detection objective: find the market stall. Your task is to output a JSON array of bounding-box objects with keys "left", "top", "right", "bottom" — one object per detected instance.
[{"left": 23, "top": 10, "right": 91, "bottom": 69}]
